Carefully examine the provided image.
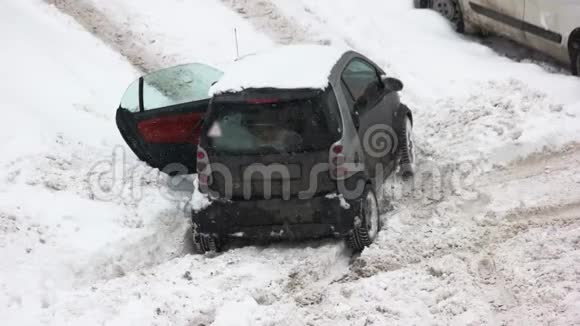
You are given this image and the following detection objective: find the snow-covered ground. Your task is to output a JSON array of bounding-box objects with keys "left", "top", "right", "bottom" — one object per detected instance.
[
  {"left": 2, "top": 1, "right": 196, "bottom": 324},
  {"left": 2, "top": 0, "right": 580, "bottom": 325},
  {"left": 46, "top": 0, "right": 273, "bottom": 72}
]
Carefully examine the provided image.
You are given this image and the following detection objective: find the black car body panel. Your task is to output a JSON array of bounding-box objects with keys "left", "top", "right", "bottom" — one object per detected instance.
[
  {"left": 200, "top": 87, "right": 342, "bottom": 200},
  {"left": 192, "top": 49, "right": 411, "bottom": 243},
  {"left": 116, "top": 99, "right": 209, "bottom": 173},
  {"left": 193, "top": 191, "right": 364, "bottom": 241}
]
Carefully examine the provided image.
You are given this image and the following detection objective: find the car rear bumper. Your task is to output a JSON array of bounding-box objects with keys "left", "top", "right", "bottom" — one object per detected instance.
[{"left": 192, "top": 193, "right": 359, "bottom": 240}]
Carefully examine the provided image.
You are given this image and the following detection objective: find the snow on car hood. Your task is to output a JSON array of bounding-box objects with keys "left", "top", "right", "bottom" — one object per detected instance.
[{"left": 209, "top": 44, "right": 348, "bottom": 95}]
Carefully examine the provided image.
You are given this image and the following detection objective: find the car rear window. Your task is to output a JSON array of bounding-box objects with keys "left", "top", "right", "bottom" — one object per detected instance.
[
  {"left": 120, "top": 63, "right": 223, "bottom": 112},
  {"left": 203, "top": 88, "right": 341, "bottom": 155}
]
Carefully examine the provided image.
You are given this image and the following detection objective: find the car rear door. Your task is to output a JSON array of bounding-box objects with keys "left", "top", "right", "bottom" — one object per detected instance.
[
  {"left": 201, "top": 89, "right": 342, "bottom": 200},
  {"left": 469, "top": 0, "right": 526, "bottom": 41},
  {"left": 341, "top": 58, "right": 399, "bottom": 179},
  {"left": 116, "top": 63, "right": 223, "bottom": 174},
  {"left": 522, "top": 0, "right": 572, "bottom": 64}
]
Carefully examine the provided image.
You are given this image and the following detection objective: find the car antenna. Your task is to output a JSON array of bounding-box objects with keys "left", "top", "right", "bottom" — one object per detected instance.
[{"left": 234, "top": 28, "right": 240, "bottom": 60}]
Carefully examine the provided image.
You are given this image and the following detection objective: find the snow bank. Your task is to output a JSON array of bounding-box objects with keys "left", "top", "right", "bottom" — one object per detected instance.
[
  {"left": 191, "top": 176, "right": 212, "bottom": 213},
  {"left": 210, "top": 44, "right": 347, "bottom": 95},
  {"left": 0, "top": 1, "right": 186, "bottom": 324}
]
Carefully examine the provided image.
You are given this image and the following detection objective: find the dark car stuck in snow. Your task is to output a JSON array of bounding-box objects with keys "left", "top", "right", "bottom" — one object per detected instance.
[{"left": 116, "top": 45, "right": 416, "bottom": 254}]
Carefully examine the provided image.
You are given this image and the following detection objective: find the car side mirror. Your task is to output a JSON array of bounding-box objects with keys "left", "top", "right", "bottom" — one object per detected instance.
[{"left": 380, "top": 75, "right": 404, "bottom": 92}]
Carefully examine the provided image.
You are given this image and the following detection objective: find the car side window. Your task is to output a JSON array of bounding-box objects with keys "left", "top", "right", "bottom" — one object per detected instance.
[{"left": 341, "top": 59, "right": 380, "bottom": 103}]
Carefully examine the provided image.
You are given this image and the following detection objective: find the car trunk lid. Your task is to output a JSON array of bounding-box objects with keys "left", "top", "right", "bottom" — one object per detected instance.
[{"left": 201, "top": 87, "right": 341, "bottom": 199}]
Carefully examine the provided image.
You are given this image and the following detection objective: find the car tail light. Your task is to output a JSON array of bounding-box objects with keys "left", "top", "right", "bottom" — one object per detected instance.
[
  {"left": 196, "top": 161, "right": 208, "bottom": 172},
  {"left": 332, "top": 155, "right": 345, "bottom": 166},
  {"left": 198, "top": 174, "right": 210, "bottom": 185},
  {"left": 196, "top": 146, "right": 211, "bottom": 186},
  {"left": 137, "top": 112, "right": 203, "bottom": 144},
  {"left": 336, "top": 165, "right": 349, "bottom": 178},
  {"left": 332, "top": 145, "right": 343, "bottom": 154},
  {"left": 329, "top": 142, "right": 347, "bottom": 180}
]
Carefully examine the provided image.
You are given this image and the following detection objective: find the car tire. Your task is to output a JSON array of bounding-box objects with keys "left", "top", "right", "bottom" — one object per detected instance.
[
  {"left": 193, "top": 225, "right": 221, "bottom": 254},
  {"left": 347, "top": 186, "right": 381, "bottom": 252},
  {"left": 571, "top": 37, "right": 580, "bottom": 76},
  {"left": 399, "top": 115, "right": 416, "bottom": 179},
  {"left": 427, "top": 0, "right": 464, "bottom": 33}
]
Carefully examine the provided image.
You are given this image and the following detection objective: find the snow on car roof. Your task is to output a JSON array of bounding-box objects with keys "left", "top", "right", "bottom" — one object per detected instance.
[{"left": 209, "top": 44, "right": 348, "bottom": 95}]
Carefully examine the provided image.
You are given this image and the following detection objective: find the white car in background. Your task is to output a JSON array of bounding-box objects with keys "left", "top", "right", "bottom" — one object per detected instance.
[{"left": 414, "top": 0, "right": 580, "bottom": 75}]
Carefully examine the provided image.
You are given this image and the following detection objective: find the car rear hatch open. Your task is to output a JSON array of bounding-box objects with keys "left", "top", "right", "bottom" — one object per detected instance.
[
  {"left": 200, "top": 87, "right": 342, "bottom": 200},
  {"left": 116, "top": 63, "right": 223, "bottom": 174}
]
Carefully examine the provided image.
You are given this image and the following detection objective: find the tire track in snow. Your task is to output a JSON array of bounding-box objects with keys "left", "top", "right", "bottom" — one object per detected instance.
[
  {"left": 342, "top": 143, "right": 580, "bottom": 320},
  {"left": 350, "top": 145, "right": 580, "bottom": 277},
  {"left": 44, "top": 0, "right": 161, "bottom": 73},
  {"left": 327, "top": 144, "right": 580, "bottom": 324},
  {"left": 220, "top": 0, "right": 319, "bottom": 45}
]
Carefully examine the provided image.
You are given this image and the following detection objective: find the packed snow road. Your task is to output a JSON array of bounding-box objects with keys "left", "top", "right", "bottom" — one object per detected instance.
[{"left": 2, "top": 0, "right": 580, "bottom": 325}]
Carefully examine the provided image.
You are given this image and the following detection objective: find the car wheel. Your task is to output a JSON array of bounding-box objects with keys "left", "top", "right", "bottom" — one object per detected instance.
[
  {"left": 347, "top": 186, "right": 380, "bottom": 252},
  {"left": 571, "top": 37, "right": 580, "bottom": 76},
  {"left": 432, "top": 0, "right": 464, "bottom": 33},
  {"left": 399, "top": 115, "right": 416, "bottom": 179},
  {"left": 192, "top": 225, "right": 221, "bottom": 254}
]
